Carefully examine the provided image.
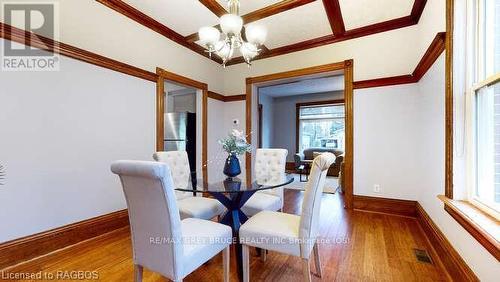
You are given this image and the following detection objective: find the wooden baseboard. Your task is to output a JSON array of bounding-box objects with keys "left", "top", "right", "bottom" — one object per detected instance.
[
  {"left": 353, "top": 195, "right": 417, "bottom": 217},
  {"left": 416, "top": 203, "right": 478, "bottom": 281},
  {"left": 0, "top": 209, "right": 129, "bottom": 269}
]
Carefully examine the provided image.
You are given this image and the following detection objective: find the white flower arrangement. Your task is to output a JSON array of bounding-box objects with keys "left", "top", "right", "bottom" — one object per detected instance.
[{"left": 219, "top": 129, "right": 252, "bottom": 156}]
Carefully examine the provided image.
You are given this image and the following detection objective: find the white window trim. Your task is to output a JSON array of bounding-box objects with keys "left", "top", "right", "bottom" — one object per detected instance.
[{"left": 464, "top": 0, "right": 500, "bottom": 219}]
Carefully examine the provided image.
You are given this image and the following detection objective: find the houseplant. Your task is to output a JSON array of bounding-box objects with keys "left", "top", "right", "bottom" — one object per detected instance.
[{"left": 219, "top": 129, "right": 251, "bottom": 178}]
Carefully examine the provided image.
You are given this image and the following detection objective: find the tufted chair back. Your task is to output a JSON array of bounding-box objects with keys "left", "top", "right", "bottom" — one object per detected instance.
[
  {"left": 254, "top": 149, "right": 288, "bottom": 199},
  {"left": 298, "top": 153, "right": 335, "bottom": 259},
  {"left": 153, "top": 151, "right": 193, "bottom": 200},
  {"left": 111, "top": 160, "right": 184, "bottom": 280}
]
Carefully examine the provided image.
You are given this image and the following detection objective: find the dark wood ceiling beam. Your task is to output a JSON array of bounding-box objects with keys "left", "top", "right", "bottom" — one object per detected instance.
[
  {"left": 227, "top": 15, "right": 416, "bottom": 66},
  {"left": 241, "top": 0, "right": 316, "bottom": 23},
  {"left": 199, "top": 0, "right": 227, "bottom": 17},
  {"left": 410, "top": 0, "right": 427, "bottom": 23},
  {"left": 186, "top": 0, "right": 316, "bottom": 42},
  {"left": 322, "top": 0, "right": 345, "bottom": 36},
  {"left": 353, "top": 32, "right": 445, "bottom": 89},
  {"left": 96, "top": 0, "right": 222, "bottom": 64}
]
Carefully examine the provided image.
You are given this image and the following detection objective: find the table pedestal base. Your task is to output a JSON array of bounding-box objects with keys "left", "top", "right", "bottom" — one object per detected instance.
[{"left": 209, "top": 190, "right": 256, "bottom": 281}]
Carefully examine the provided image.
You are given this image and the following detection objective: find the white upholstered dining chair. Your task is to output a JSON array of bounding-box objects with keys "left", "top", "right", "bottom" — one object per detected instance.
[
  {"left": 241, "top": 148, "right": 288, "bottom": 217},
  {"left": 239, "top": 153, "right": 336, "bottom": 282},
  {"left": 111, "top": 160, "right": 231, "bottom": 282},
  {"left": 153, "top": 151, "right": 225, "bottom": 220}
]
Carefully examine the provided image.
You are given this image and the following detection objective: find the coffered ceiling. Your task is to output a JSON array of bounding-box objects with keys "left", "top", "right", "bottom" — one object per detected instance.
[{"left": 98, "top": 0, "right": 426, "bottom": 66}]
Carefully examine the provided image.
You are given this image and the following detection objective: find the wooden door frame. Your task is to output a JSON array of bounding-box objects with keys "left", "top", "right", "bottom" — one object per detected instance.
[
  {"left": 156, "top": 67, "right": 208, "bottom": 183},
  {"left": 245, "top": 60, "right": 354, "bottom": 208}
]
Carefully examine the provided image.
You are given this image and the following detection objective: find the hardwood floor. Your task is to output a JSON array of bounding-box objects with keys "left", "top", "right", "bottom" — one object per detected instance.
[{"left": 2, "top": 190, "right": 449, "bottom": 281}]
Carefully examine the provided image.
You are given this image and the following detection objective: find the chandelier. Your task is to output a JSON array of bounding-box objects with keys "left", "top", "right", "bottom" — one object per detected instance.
[{"left": 198, "top": 0, "right": 267, "bottom": 67}]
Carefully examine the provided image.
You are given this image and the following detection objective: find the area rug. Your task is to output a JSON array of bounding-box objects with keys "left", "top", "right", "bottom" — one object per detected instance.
[{"left": 285, "top": 173, "right": 339, "bottom": 194}]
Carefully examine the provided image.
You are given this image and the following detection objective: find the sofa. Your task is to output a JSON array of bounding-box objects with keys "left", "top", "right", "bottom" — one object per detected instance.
[{"left": 294, "top": 148, "right": 344, "bottom": 177}]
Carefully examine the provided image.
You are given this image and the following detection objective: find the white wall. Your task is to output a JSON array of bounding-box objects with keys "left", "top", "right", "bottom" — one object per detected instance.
[
  {"left": 0, "top": 40, "right": 155, "bottom": 242},
  {"left": 354, "top": 84, "right": 422, "bottom": 200},
  {"left": 417, "top": 55, "right": 500, "bottom": 282},
  {"left": 1, "top": 0, "right": 224, "bottom": 94}
]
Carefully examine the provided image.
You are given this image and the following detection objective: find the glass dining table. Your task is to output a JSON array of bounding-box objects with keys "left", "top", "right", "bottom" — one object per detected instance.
[{"left": 177, "top": 175, "right": 295, "bottom": 280}]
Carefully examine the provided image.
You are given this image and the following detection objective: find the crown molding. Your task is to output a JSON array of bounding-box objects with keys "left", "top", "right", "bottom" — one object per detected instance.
[
  {"left": 353, "top": 32, "right": 445, "bottom": 89},
  {"left": 0, "top": 22, "right": 157, "bottom": 82}
]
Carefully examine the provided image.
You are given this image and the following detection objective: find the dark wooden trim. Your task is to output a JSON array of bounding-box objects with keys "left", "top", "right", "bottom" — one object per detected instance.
[
  {"left": 156, "top": 73, "right": 165, "bottom": 152},
  {"left": 199, "top": 0, "right": 227, "bottom": 17},
  {"left": 242, "top": 0, "right": 316, "bottom": 24},
  {"left": 246, "top": 61, "right": 354, "bottom": 208},
  {"left": 99, "top": 0, "right": 426, "bottom": 67},
  {"left": 353, "top": 75, "right": 417, "bottom": 89},
  {"left": 96, "top": 0, "right": 222, "bottom": 64},
  {"left": 0, "top": 22, "right": 157, "bottom": 82},
  {"left": 416, "top": 203, "right": 479, "bottom": 281},
  {"left": 258, "top": 104, "right": 263, "bottom": 148},
  {"left": 0, "top": 210, "right": 129, "bottom": 269},
  {"left": 296, "top": 99, "right": 345, "bottom": 108},
  {"left": 186, "top": 0, "right": 315, "bottom": 42},
  {"left": 343, "top": 60, "right": 354, "bottom": 209},
  {"left": 445, "top": 0, "right": 454, "bottom": 199},
  {"left": 353, "top": 195, "right": 417, "bottom": 217},
  {"left": 157, "top": 68, "right": 208, "bottom": 90},
  {"left": 248, "top": 62, "right": 346, "bottom": 84},
  {"left": 224, "top": 94, "right": 247, "bottom": 102},
  {"left": 202, "top": 89, "right": 209, "bottom": 182},
  {"left": 207, "top": 92, "right": 246, "bottom": 102},
  {"left": 295, "top": 99, "right": 345, "bottom": 153},
  {"left": 439, "top": 196, "right": 500, "bottom": 261},
  {"left": 411, "top": 0, "right": 428, "bottom": 23},
  {"left": 227, "top": 12, "right": 427, "bottom": 66},
  {"left": 156, "top": 68, "right": 208, "bottom": 183},
  {"left": 322, "top": 0, "right": 345, "bottom": 35},
  {"left": 353, "top": 32, "right": 445, "bottom": 89},
  {"left": 207, "top": 91, "right": 226, "bottom": 102},
  {"left": 413, "top": 32, "right": 446, "bottom": 80}
]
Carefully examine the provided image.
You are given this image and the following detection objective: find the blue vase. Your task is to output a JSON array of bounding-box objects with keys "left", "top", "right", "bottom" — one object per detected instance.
[{"left": 223, "top": 154, "right": 241, "bottom": 178}]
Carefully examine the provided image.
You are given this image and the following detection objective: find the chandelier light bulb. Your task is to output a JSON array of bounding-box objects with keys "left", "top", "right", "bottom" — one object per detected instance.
[
  {"left": 198, "top": 0, "right": 266, "bottom": 66},
  {"left": 215, "top": 41, "right": 232, "bottom": 61},
  {"left": 220, "top": 14, "right": 243, "bottom": 36},
  {"left": 198, "top": 26, "right": 220, "bottom": 48},
  {"left": 246, "top": 24, "right": 267, "bottom": 46},
  {"left": 240, "top": 42, "right": 258, "bottom": 63}
]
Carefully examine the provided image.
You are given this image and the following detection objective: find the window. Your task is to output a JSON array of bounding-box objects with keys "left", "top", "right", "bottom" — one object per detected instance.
[
  {"left": 298, "top": 103, "right": 345, "bottom": 152},
  {"left": 471, "top": 0, "right": 500, "bottom": 215}
]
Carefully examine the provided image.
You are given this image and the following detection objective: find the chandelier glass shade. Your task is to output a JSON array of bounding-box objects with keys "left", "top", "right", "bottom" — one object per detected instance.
[{"left": 198, "top": 0, "right": 267, "bottom": 66}]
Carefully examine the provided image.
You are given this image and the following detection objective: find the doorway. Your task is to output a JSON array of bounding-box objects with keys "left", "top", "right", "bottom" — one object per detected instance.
[
  {"left": 245, "top": 61, "right": 354, "bottom": 208},
  {"left": 156, "top": 68, "right": 209, "bottom": 183}
]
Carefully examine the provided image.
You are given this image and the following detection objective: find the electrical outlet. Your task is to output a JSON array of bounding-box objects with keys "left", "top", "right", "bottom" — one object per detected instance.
[{"left": 373, "top": 184, "right": 381, "bottom": 193}]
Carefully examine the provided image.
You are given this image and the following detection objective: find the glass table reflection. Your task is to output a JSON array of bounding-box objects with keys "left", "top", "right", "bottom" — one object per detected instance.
[{"left": 177, "top": 175, "right": 294, "bottom": 280}]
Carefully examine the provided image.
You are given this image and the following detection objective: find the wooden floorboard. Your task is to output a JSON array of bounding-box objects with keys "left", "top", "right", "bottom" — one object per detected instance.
[{"left": 2, "top": 190, "right": 449, "bottom": 281}]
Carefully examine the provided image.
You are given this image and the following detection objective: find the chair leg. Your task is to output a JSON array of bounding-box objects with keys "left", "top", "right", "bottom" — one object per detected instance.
[
  {"left": 243, "top": 245, "right": 250, "bottom": 282},
  {"left": 260, "top": 249, "right": 267, "bottom": 262},
  {"left": 313, "top": 243, "right": 322, "bottom": 278},
  {"left": 134, "top": 264, "right": 143, "bottom": 282},
  {"left": 301, "top": 259, "right": 311, "bottom": 282},
  {"left": 222, "top": 246, "right": 230, "bottom": 282}
]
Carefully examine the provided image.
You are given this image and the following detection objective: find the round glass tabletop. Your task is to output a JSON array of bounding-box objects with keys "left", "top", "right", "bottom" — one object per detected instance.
[{"left": 176, "top": 175, "right": 295, "bottom": 194}]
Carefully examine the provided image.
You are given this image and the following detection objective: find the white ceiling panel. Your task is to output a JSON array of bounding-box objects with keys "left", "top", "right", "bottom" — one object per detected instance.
[
  {"left": 248, "top": 1, "right": 331, "bottom": 49},
  {"left": 122, "top": 0, "right": 220, "bottom": 36},
  {"left": 216, "top": 0, "right": 282, "bottom": 15},
  {"left": 340, "top": 0, "right": 414, "bottom": 30}
]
